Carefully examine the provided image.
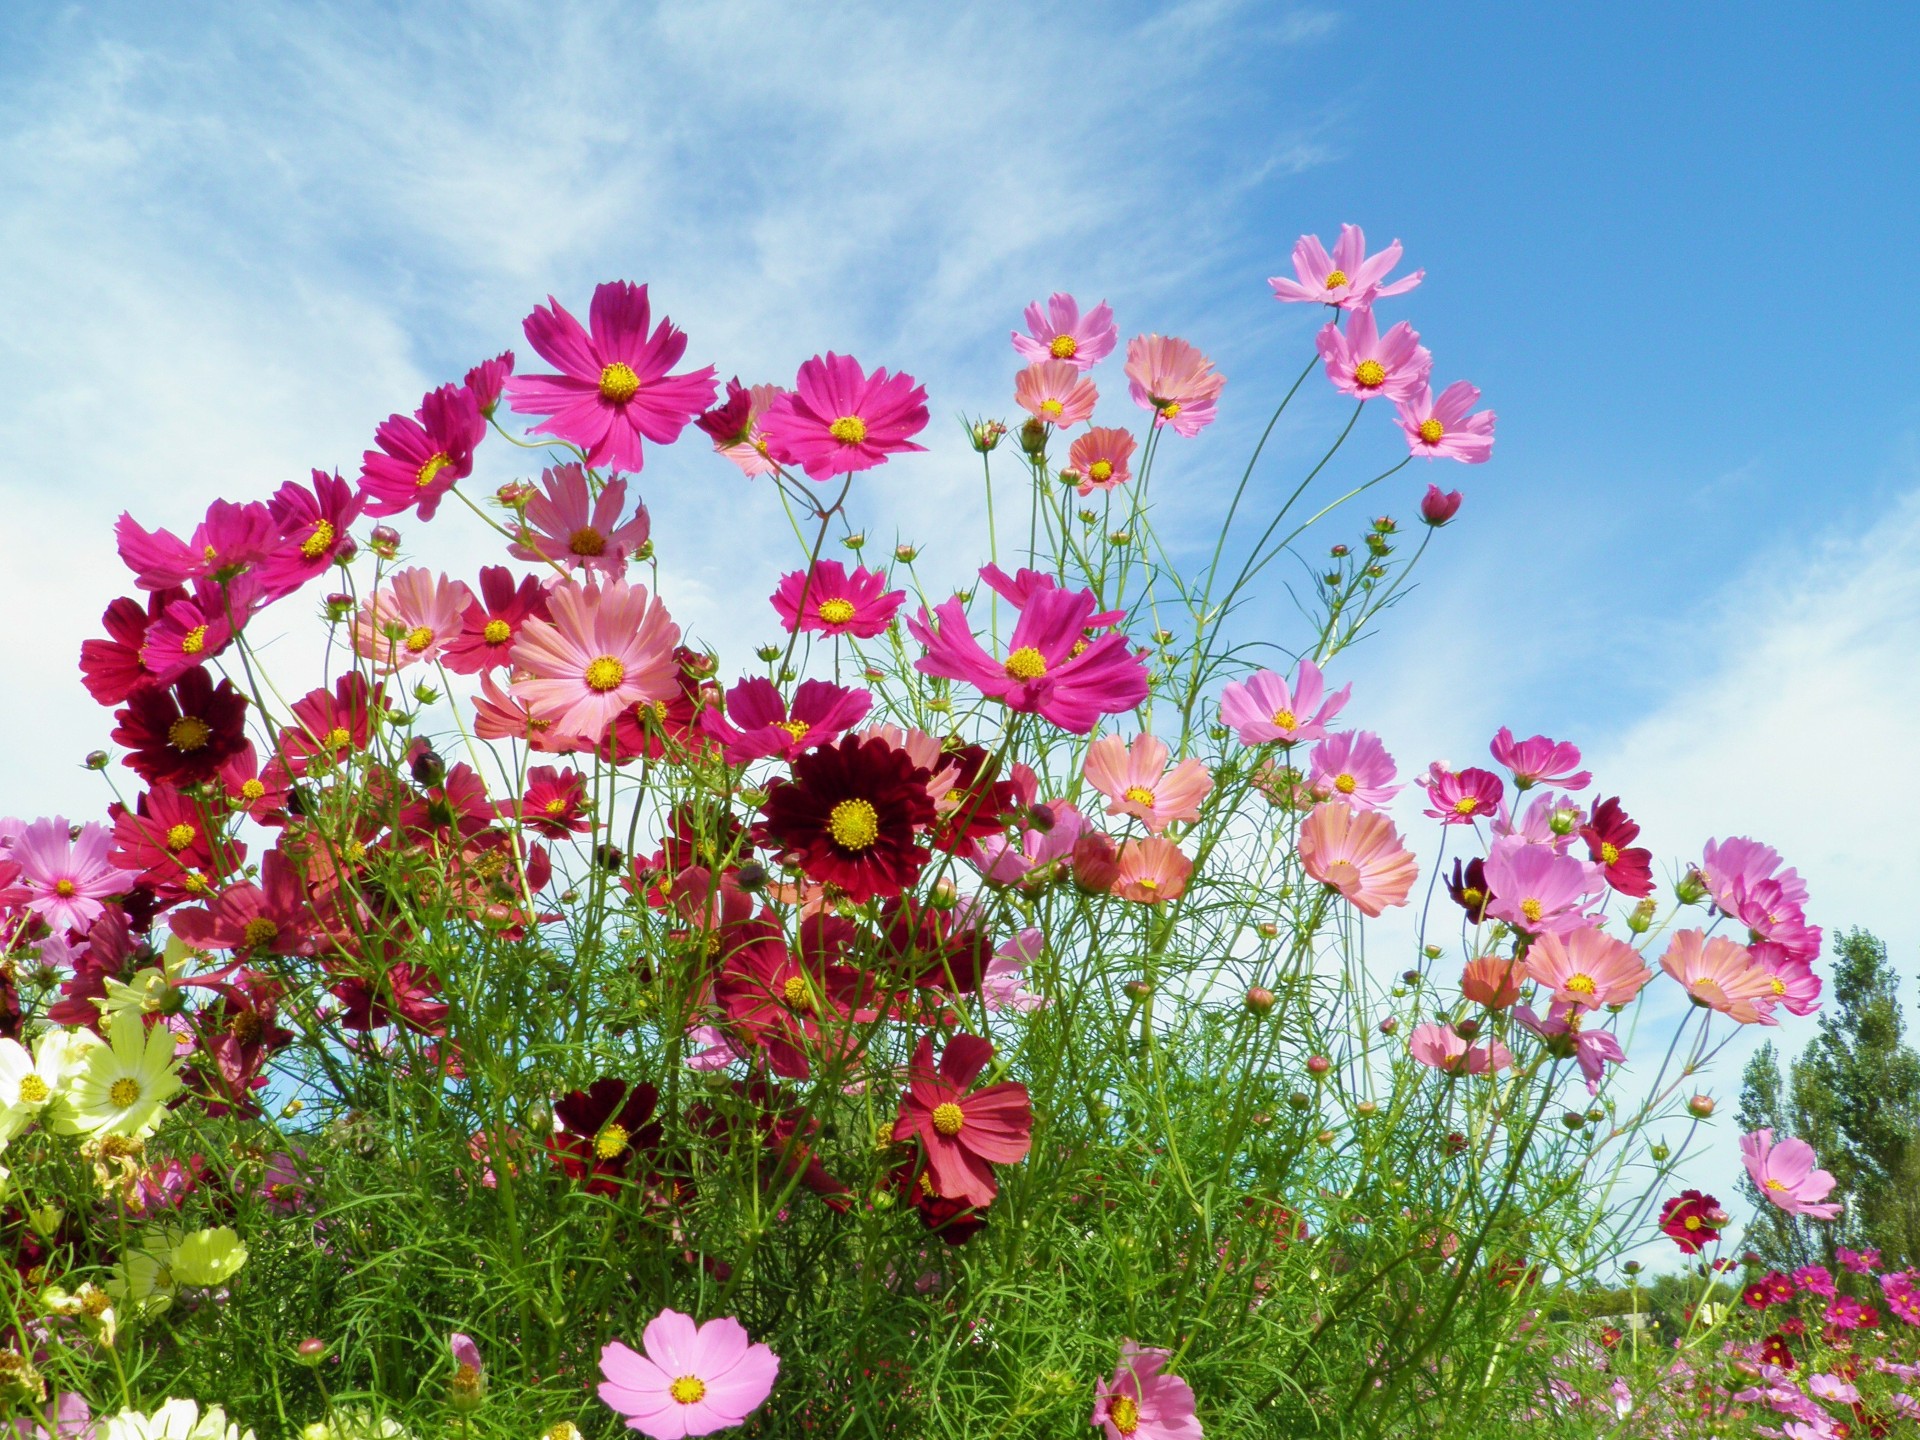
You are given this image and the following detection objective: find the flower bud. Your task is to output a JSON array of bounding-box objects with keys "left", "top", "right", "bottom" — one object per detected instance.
[
  {"left": 842, "top": 532, "right": 866, "bottom": 551},
  {"left": 544, "top": 1425, "right": 584, "bottom": 1440},
  {"left": 1078, "top": 509, "right": 1099, "bottom": 525},
  {"left": 1372, "top": 515, "right": 1398, "bottom": 534},
  {"left": 970, "top": 419, "right": 1007, "bottom": 453},
  {"left": 1355, "top": 1101, "right": 1378, "bottom": 1118},
  {"left": 1108, "top": 531, "right": 1132, "bottom": 547},
  {"left": 408, "top": 745, "right": 446, "bottom": 788},
  {"left": 1674, "top": 869, "right": 1709, "bottom": 905},
  {"left": 594, "top": 844, "right": 625, "bottom": 872},
  {"left": 412, "top": 681, "right": 441, "bottom": 706},
  {"left": 1257, "top": 922, "right": 1280, "bottom": 939},
  {"left": 894, "top": 544, "right": 918, "bottom": 563},
  {"left": 1443, "top": 1131, "right": 1467, "bottom": 1156},
  {"left": 1377, "top": 1017, "right": 1399, "bottom": 1036},
  {"left": 1419, "top": 485, "right": 1463, "bottom": 527},
  {"left": 928, "top": 878, "right": 959, "bottom": 911},
  {"left": 1365, "top": 532, "right": 1391, "bottom": 558},
  {"left": 1244, "top": 986, "right": 1275, "bottom": 1015},
  {"left": 1306, "top": 1055, "right": 1331, "bottom": 1077},
  {"left": 755, "top": 644, "right": 781, "bottom": 663},
  {"left": 1453, "top": 1018, "right": 1480, "bottom": 1040},
  {"left": 1124, "top": 979, "right": 1153, "bottom": 1001},
  {"left": 736, "top": 861, "right": 769, "bottom": 893},
  {"left": 1315, "top": 1129, "right": 1336, "bottom": 1146},
  {"left": 1623, "top": 1260, "right": 1642, "bottom": 1275},
  {"left": 1627, "top": 897, "right": 1657, "bottom": 934},
  {"left": 495, "top": 480, "right": 536, "bottom": 509},
  {"left": 1017, "top": 418, "right": 1049, "bottom": 457},
  {"left": 368, "top": 525, "right": 401, "bottom": 559},
  {"left": 1330, "top": 543, "right": 1350, "bottom": 558},
  {"left": 1687, "top": 1094, "right": 1715, "bottom": 1119},
  {"left": 296, "top": 1337, "right": 330, "bottom": 1365},
  {"left": 331, "top": 538, "right": 359, "bottom": 566},
  {"left": 1562, "top": 1111, "right": 1588, "bottom": 1130},
  {"left": 1287, "top": 1091, "right": 1311, "bottom": 1110},
  {"left": 1071, "top": 832, "right": 1120, "bottom": 893},
  {"left": 1650, "top": 1143, "right": 1670, "bottom": 1161},
  {"left": 84, "top": 750, "right": 110, "bottom": 770}
]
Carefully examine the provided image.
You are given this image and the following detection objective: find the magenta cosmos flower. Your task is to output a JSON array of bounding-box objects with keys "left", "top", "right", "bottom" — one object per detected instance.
[
  {"left": 1011, "top": 292, "right": 1118, "bottom": 370},
  {"left": 598, "top": 1309, "right": 779, "bottom": 1439},
  {"left": 1418, "top": 762, "right": 1503, "bottom": 823},
  {"left": 1297, "top": 803, "right": 1417, "bottom": 917},
  {"left": 1395, "top": 381, "right": 1495, "bottom": 464},
  {"left": 1483, "top": 839, "right": 1599, "bottom": 937},
  {"left": 1489, "top": 727, "right": 1591, "bottom": 791},
  {"left": 11, "top": 817, "right": 133, "bottom": 933},
  {"left": 1084, "top": 734, "right": 1212, "bottom": 833},
  {"left": 1308, "top": 730, "right": 1401, "bottom": 810},
  {"left": 510, "top": 577, "right": 681, "bottom": 743},
  {"left": 909, "top": 575, "right": 1148, "bottom": 734},
  {"left": 1659, "top": 930, "right": 1778, "bottom": 1025},
  {"left": 700, "top": 677, "right": 872, "bottom": 765},
  {"left": 1316, "top": 306, "right": 1430, "bottom": 403},
  {"left": 1091, "top": 1342, "right": 1202, "bottom": 1440},
  {"left": 1218, "top": 661, "right": 1350, "bottom": 746},
  {"left": 1015, "top": 360, "right": 1098, "bottom": 428},
  {"left": 1067, "top": 426, "right": 1137, "bottom": 495},
  {"left": 359, "top": 382, "right": 487, "bottom": 521},
  {"left": 1125, "top": 335, "right": 1224, "bottom": 436},
  {"left": 1742, "top": 1129, "right": 1842, "bottom": 1220},
  {"left": 895, "top": 1032, "right": 1032, "bottom": 1208},
  {"left": 771, "top": 560, "right": 903, "bottom": 639},
  {"left": 761, "top": 352, "right": 928, "bottom": 481},
  {"left": 505, "top": 281, "right": 718, "bottom": 474},
  {"left": 1269, "top": 224, "right": 1423, "bottom": 310},
  {"left": 508, "top": 464, "right": 651, "bottom": 577}
]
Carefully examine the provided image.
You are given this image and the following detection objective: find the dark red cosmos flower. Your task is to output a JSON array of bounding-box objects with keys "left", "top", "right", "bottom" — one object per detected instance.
[
  {"left": 695, "top": 376, "right": 756, "bottom": 445},
  {"left": 890, "top": 1159, "right": 987, "bottom": 1246},
  {"left": 1659, "top": 1189, "right": 1728, "bottom": 1254},
  {"left": 279, "top": 673, "right": 384, "bottom": 777},
  {"left": 1598, "top": 1325, "right": 1623, "bottom": 1350},
  {"left": 1581, "top": 796, "right": 1655, "bottom": 897},
  {"left": 628, "top": 803, "right": 747, "bottom": 909},
  {"left": 111, "top": 666, "right": 248, "bottom": 785},
  {"left": 894, "top": 1033, "right": 1032, "bottom": 1209},
  {"left": 170, "top": 850, "right": 318, "bottom": 958},
  {"left": 876, "top": 897, "right": 992, "bottom": 994},
  {"left": 332, "top": 960, "right": 449, "bottom": 1037},
  {"left": 1758, "top": 1332, "right": 1795, "bottom": 1369},
  {"left": 926, "top": 742, "right": 1023, "bottom": 855},
  {"left": 1447, "top": 856, "right": 1495, "bottom": 924},
  {"left": 547, "top": 1078, "right": 662, "bottom": 1196},
  {"left": 442, "top": 565, "right": 552, "bottom": 675},
  {"left": 756, "top": 736, "right": 935, "bottom": 903},
  {"left": 519, "top": 765, "right": 590, "bottom": 839}
]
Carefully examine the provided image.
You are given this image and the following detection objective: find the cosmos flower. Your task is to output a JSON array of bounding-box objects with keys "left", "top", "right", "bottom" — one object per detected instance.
[
  {"left": 1489, "top": 728, "right": 1591, "bottom": 791},
  {"left": 1315, "top": 306, "right": 1430, "bottom": 402},
  {"left": 547, "top": 1078, "right": 661, "bottom": 1197},
  {"left": 110, "top": 667, "right": 250, "bottom": 786},
  {"left": 697, "top": 379, "right": 784, "bottom": 478},
  {"left": 701, "top": 678, "right": 872, "bottom": 765},
  {"left": 1659, "top": 1189, "right": 1729, "bottom": 1254},
  {"left": 754, "top": 736, "right": 934, "bottom": 903},
  {"left": 1269, "top": 224, "right": 1422, "bottom": 309},
  {"left": 1482, "top": 839, "right": 1600, "bottom": 937},
  {"left": 771, "top": 560, "right": 904, "bottom": 639},
  {"left": 1660, "top": 930, "right": 1779, "bottom": 1025},
  {"left": 510, "top": 577, "right": 682, "bottom": 743},
  {"left": 895, "top": 1033, "right": 1032, "bottom": 1209},
  {"left": 761, "top": 352, "right": 928, "bottom": 481},
  {"left": 507, "top": 464, "right": 652, "bottom": 577},
  {"left": 519, "top": 766, "right": 590, "bottom": 839},
  {"left": 1082, "top": 734, "right": 1212, "bottom": 832},
  {"left": 1090, "top": 1343, "right": 1203, "bottom": 1440},
  {"left": 1393, "top": 381, "right": 1496, "bottom": 463},
  {"left": 11, "top": 817, "right": 134, "bottom": 933},
  {"left": 1014, "top": 360, "right": 1098, "bottom": 428},
  {"left": 351, "top": 568, "right": 475, "bottom": 673},
  {"left": 1297, "top": 803, "right": 1417, "bottom": 917},
  {"left": 1124, "top": 335, "right": 1225, "bottom": 436},
  {"left": 1409, "top": 1022, "right": 1512, "bottom": 1076},
  {"left": 1112, "top": 837, "right": 1194, "bottom": 905},
  {"left": 440, "top": 565, "right": 552, "bottom": 675},
  {"left": 1418, "top": 762, "right": 1504, "bottom": 823},
  {"left": 56, "top": 1009, "right": 184, "bottom": 1139},
  {"left": 598, "top": 1309, "right": 779, "bottom": 1440},
  {"left": 1307, "top": 731, "right": 1402, "bottom": 810},
  {"left": 1218, "top": 661, "right": 1350, "bottom": 746},
  {"left": 1522, "top": 925, "right": 1652, "bottom": 1010},
  {"left": 260, "top": 469, "right": 363, "bottom": 596},
  {"left": 1742, "top": 1129, "right": 1843, "bottom": 1219},
  {"left": 1066, "top": 426, "right": 1138, "bottom": 495},
  {"left": 1010, "top": 292, "right": 1118, "bottom": 370},
  {"left": 1580, "top": 797, "right": 1655, "bottom": 897},
  {"left": 464, "top": 350, "right": 514, "bottom": 417},
  {"left": 358, "top": 382, "right": 487, "bottom": 520}
]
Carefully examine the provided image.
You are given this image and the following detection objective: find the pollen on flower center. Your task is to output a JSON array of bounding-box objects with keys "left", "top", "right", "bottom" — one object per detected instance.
[
  {"left": 300, "top": 519, "right": 337, "bottom": 560},
  {"left": 1323, "top": 270, "right": 1349, "bottom": 291},
  {"left": 782, "top": 974, "right": 812, "bottom": 1009},
  {"left": 324, "top": 726, "right": 352, "bottom": 751},
  {"left": 404, "top": 625, "right": 435, "bottom": 652},
  {"left": 1684, "top": 1215, "right": 1702, "bottom": 1231},
  {"left": 775, "top": 720, "right": 811, "bottom": 742},
  {"left": 1771, "top": 976, "right": 1787, "bottom": 996},
  {"left": 169, "top": 716, "right": 212, "bottom": 751},
  {"left": 1334, "top": 773, "right": 1357, "bottom": 794},
  {"left": 1049, "top": 333, "right": 1078, "bottom": 359},
  {"left": 1089, "top": 460, "right": 1114, "bottom": 482},
  {"left": 1354, "top": 359, "right": 1388, "bottom": 388},
  {"left": 241, "top": 779, "right": 266, "bottom": 801},
  {"left": 1004, "top": 647, "right": 1048, "bottom": 680},
  {"left": 1520, "top": 897, "right": 1545, "bottom": 922},
  {"left": 668, "top": 1376, "right": 707, "bottom": 1406},
  {"left": 828, "top": 798, "right": 881, "bottom": 851},
  {"left": 1271, "top": 708, "right": 1298, "bottom": 730},
  {"left": 16, "top": 1075, "right": 48, "bottom": 1105},
  {"left": 568, "top": 526, "right": 606, "bottom": 557},
  {"left": 598, "top": 362, "right": 642, "bottom": 404},
  {"left": 931, "top": 1101, "right": 965, "bottom": 1136},
  {"left": 829, "top": 415, "right": 869, "bottom": 445},
  {"left": 109, "top": 1077, "right": 142, "bottom": 1109},
  {"left": 1453, "top": 797, "right": 1479, "bottom": 815},
  {"left": 165, "top": 822, "right": 196, "bottom": 851},
  {"left": 417, "top": 452, "right": 452, "bottom": 488},
  {"left": 1158, "top": 401, "right": 1182, "bottom": 419},
  {"left": 181, "top": 625, "right": 209, "bottom": 655},
  {"left": 595, "top": 1123, "right": 630, "bottom": 1159},
  {"left": 1566, "top": 973, "right": 1597, "bottom": 995},
  {"left": 1123, "top": 785, "right": 1156, "bottom": 806},
  {"left": 817, "top": 598, "right": 857, "bottom": 625},
  {"left": 54, "top": 879, "right": 76, "bottom": 897},
  {"left": 1040, "top": 398, "right": 1064, "bottom": 418},
  {"left": 1418, "top": 417, "right": 1446, "bottom": 444},
  {"left": 584, "top": 656, "right": 626, "bottom": 692},
  {"left": 1109, "top": 1395, "right": 1141, "bottom": 1434},
  {"left": 1765, "top": 1177, "right": 1787, "bottom": 1191},
  {"left": 1600, "top": 842, "right": 1621, "bottom": 865},
  {"left": 483, "top": 619, "right": 512, "bottom": 645},
  {"left": 242, "top": 917, "right": 280, "bottom": 949}
]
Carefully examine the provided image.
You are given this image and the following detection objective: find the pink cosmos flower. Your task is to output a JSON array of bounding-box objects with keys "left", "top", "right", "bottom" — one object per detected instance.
[
  {"left": 1395, "top": 381, "right": 1496, "bottom": 463},
  {"left": 141, "top": 577, "right": 261, "bottom": 685},
  {"left": 441, "top": 565, "right": 552, "bottom": 675},
  {"left": 598, "top": 1309, "right": 779, "bottom": 1439},
  {"left": 508, "top": 464, "right": 651, "bottom": 576},
  {"left": 1014, "top": 360, "right": 1098, "bottom": 428},
  {"left": 1409, "top": 1022, "right": 1512, "bottom": 1076},
  {"left": 1522, "top": 925, "right": 1652, "bottom": 1010},
  {"left": 761, "top": 352, "right": 929, "bottom": 481},
  {"left": 1758, "top": 952, "right": 1823, "bottom": 1017},
  {"left": 1083, "top": 734, "right": 1212, "bottom": 832},
  {"left": 1011, "top": 292, "right": 1118, "bottom": 370},
  {"left": 1659, "top": 930, "right": 1779, "bottom": 1025},
  {"left": 1297, "top": 802, "right": 1417, "bottom": 917},
  {"left": 359, "top": 382, "right": 487, "bottom": 520},
  {"left": 1491, "top": 792, "right": 1587, "bottom": 855},
  {"left": 260, "top": 469, "right": 363, "bottom": 597},
  {"left": 1742, "top": 1130, "right": 1843, "bottom": 1219},
  {"left": 1308, "top": 731, "right": 1402, "bottom": 810},
  {"left": 1482, "top": 838, "right": 1600, "bottom": 936},
  {"left": 115, "top": 499, "right": 280, "bottom": 591},
  {"left": 771, "top": 560, "right": 904, "bottom": 639},
  {"left": 972, "top": 799, "right": 1086, "bottom": 886},
  {"left": 1091, "top": 1342, "right": 1202, "bottom": 1440},
  {"left": 982, "top": 927, "right": 1046, "bottom": 1013},
  {"left": 1112, "top": 836, "right": 1194, "bottom": 905},
  {"left": 1125, "top": 335, "right": 1225, "bottom": 436},
  {"left": 1418, "top": 762, "right": 1504, "bottom": 823},
  {"left": 1315, "top": 306, "right": 1431, "bottom": 403},
  {"left": 505, "top": 281, "right": 718, "bottom": 474},
  {"left": 464, "top": 350, "right": 514, "bottom": 417},
  {"left": 510, "top": 577, "right": 681, "bottom": 743},
  {"left": 701, "top": 678, "right": 872, "bottom": 765},
  {"left": 1066, "top": 426, "right": 1138, "bottom": 495},
  {"left": 910, "top": 573, "right": 1148, "bottom": 734},
  {"left": 352, "top": 567, "right": 475, "bottom": 672},
  {"left": 1269, "top": 225, "right": 1423, "bottom": 310},
  {"left": 449, "top": 1331, "right": 485, "bottom": 1408},
  {"left": 12, "top": 818, "right": 133, "bottom": 933},
  {"left": 1882, "top": 1272, "right": 1920, "bottom": 1326},
  {"left": 1513, "top": 1003, "right": 1626, "bottom": 1094},
  {"left": 471, "top": 673, "right": 592, "bottom": 753},
  {"left": 697, "top": 379, "right": 784, "bottom": 477},
  {"left": 978, "top": 563, "right": 1125, "bottom": 623},
  {"left": 1218, "top": 661, "right": 1350, "bottom": 746},
  {"left": 895, "top": 1033, "right": 1032, "bottom": 1208},
  {"left": 1489, "top": 728, "right": 1591, "bottom": 791}
]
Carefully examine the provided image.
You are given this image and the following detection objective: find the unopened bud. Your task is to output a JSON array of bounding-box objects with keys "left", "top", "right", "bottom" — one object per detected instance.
[
  {"left": 84, "top": 750, "right": 110, "bottom": 770},
  {"left": 495, "top": 480, "right": 536, "bottom": 509},
  {"left": 1419, "top": 485, "right": 1463, "bottom": 527},
  {"left": 1330, "top": 543, "right": 1350, "bottom": 558},
  {"left": 736, "top": 861, "right": 769, "bottom": 893},
  {"left": 368, "top": 525, "right": 401, "bottom": 559},
  {"left": 928, "top": 878, "right": 959, "bottom": 911},
  {"left": 894, "top": 544, "right": 918, "bottom": 563},
  {"left": 1257, "top": 922, "right": 1280, "bottom": 939},
  {"left": 755, "top": 644, "right": 781, "bottom": 662},
  {"left": 1354, "top": 1101, "right": 1378, "bottom": 1118},
  {"left": 1244, "top": 986, "right": 1275, "bottom": 1015},
  {"left": 1650, "top": 1143, "right": 1670, "bottom": 1161},
  {"left": 296, "top": 1337, "right": 329, "bottom": 1364},
  {"left": 970, "top": 420, "right": 1007, "bottom": 453},
  {"left": 1623, "top": 1260, "right": 1642, "bottom": 1276},
  {"left": 842, "top": 532, "right": 866, "bottom": 551},
  {"left": 1562, "top": 1111, "right": 1588, "bottom": 1130},
  {"left": 324, "top": 593, "right": 355, "bottom": 622},
  {"left": 1365, "top": 533, "right": 1391, "bottom": 558},
  {"left": 1287, "top": 1091, "right": 1310, "bottom": 1110},
  {"left": 1306, "top": 1055, "right": 1331, "bottom": 1077},
  {"left": 1687, "top": 1094, "right": 1715, "bottom": 1119},
  {"left": 1675, "top": 870, "right": 1708, "bottom": 905},
  {"left": 1017, "top": 418, "right": 1048, "bottom": 456},
  {"left": 1372, "top": 515, "right": 1397, "bottom": 534},
  {"left": 1124, "top": 979, "right": 1153, "bottom": 1001},
  {"left": 1316, "top": 1129, "right": 1336, "bottom": 1147},
  {"left": 1108, "top": 531, "right": 1132, "bottom": 547},
  {"left": 1627, "top": 897, "right": 1657, "bottom": 934},
  {"left": 1377, "top": 1017, "right": 1399, "bottom": 1036},
  {"left": 594, "top": 844, "right": 625, "bottom": 872},
  {"left": 408, "top": 746, "right": 446, "bottom": 788}
]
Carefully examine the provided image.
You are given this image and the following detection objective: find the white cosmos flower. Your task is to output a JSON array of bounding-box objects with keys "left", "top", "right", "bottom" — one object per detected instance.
[
  {"left": 102, "top": 1399, "right": 255, "bottom": 1440},
  {"left": 54, "top": 1010, "right": 184, "bottom": 1138}
]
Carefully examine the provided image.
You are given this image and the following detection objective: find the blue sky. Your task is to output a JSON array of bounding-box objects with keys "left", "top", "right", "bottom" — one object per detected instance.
[{"left": 1, "top": 1, "right": 1915, "bottom": 1243}]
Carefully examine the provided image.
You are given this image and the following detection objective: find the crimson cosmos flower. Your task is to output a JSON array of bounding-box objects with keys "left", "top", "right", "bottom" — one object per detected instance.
[
  {"left": 111, "top": 665, "right": 249, "bottom": 786},
  {"left": 755, "top": 736, "right": 934, "bottom": 903},
  {"left": 1581, "top": 796, "right": 1655, "bottom": 897},
  {"left": 1658, "top": 1189, "right": 1728, "bottom": 1254},
  {"left": 894, "top": 1033, "right": 1032, "bottom": 1209},
  {"left": 547, "top": 1078, "right": 662, "bottom": 1196}
]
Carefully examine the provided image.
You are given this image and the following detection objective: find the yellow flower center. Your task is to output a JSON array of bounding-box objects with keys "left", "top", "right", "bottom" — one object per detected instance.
[
  {"left": 241, "top": 779, "right": 266, "bottom": 801},
  {"left": 669, "top": 1376, "right": 707, "bottom": 1406},
  {"left": 783, "top": 974, "right": 813, "bottom": 1010},
  {"left": 1049, "top": 334, "right": 1078, "bottom": 359},
  {"left": 483, "top": 619, "right": 512, "bottom": 645},
  {"left": 1158, "top": 401, "right": 1182, "bottom": 419},
  {"left": 931, "top": 1101, "right": 965, "bottom": 1136},
  {"left": 324, "top": 726, "right": 352, "bottom": 752},
  {"left": 584, "top": 656, "right": 626, "bottom": 692},
  {"left": 168, "top": 716, "right": 213, "bottom": 751},
  {"left": 1765, "top": 1178, "right": 1787, "bottom": 1191},
  {"left": 775, "top": 720, "right": 811, "bottom": 742},
  {"left": 181, "top": 625, "right": 208, "bottom": 655},
  {"left": 827, "top": 798, "right": 880, "bottom": 851},
  {"left": 109, "top": 1077, "right": 142, "bottom": 1109},
  {"left": 1004, "top": 647, "right": 1048, "bottom": 680},
  {"left": 1354, "top": 359, "right": 1387, "bottom": 388},
  {"left": 1453, "top": 797, "right": 1479, "bottom": 815},
  {"left": 1271, "top": 708, "right": 1297, "bottom": 730},
  {"left": 1520, "top": 898, "right": 1544, "bottom": 922},
  {"left": 568, "top": 527, "right": 606, "bottom": 557},
  {"left": 1770, "top": 976, "right": 1787, "bottom": 997},
  {"left": 598, "top": 362, "right": 642, "bottom": 404},
  {"left": 404, "top": 625, "right": 435, "bottom": 652},
  {"left": 829, "top": 415, "right": 868, "bottom": 445},
  {"left": 1089, "top": 460, "right": 1113, "bottom": 482},
  {"left": 16, "top": 1075, "right": 48, "bottom": 1105},
  {"left": 242, "top": 917, "right": 280, "bottom": 949},
  {"left": 300, "top": 520, "right": 337, "bottom": 560},
  {"left": 595, "top": 1123, "right": 630, "bottom": 1160},
  {"left": 1418, "top": 417, "right": 1445, "bottom": 444},
  {"left": 1334, "top": 773, "right": 1357, "bottom": 794},
  {"left": 165, "top": 822, "right": 196, "bottom": 851},
  {"left": 1110, "top": 1395, "right": 1141, "bottom": 1434},
  {"left": 54, "top": 879, "right": 76, "bottom": 897},
  {"left": 1600, "top": 842, "right": 1621, "bottom": 865},
  {"left": 817, "top": 598, "right": 857, "bottom": 625},
  {"left": 1122, "top": 785, "right": 1156, "bottom": 806},
  {"left": 1040, "top": 398, "right": 1064, "bottom": 418},
  {"left": 1684, "top": 1215, "right": 1702, "bottom": 1231},
  {"left": 417, "top": 452, "right": 452, "bottom": 489},
  {"left": 1566, "top": 974, "right": 1597, "bottom": 996},
  {"left": 544, "top": 797, "right": 569, "bottom": 817},
  {"left": 1323, "top": 270, "right": 1349, "bottom": 291}
]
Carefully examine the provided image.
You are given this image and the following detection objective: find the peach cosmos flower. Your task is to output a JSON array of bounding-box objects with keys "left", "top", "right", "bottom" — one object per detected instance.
[
  {"left": 510, "top": 577, "right": 681, "bottom": 744},
  {"left": 1297, "top": 802, "right": 1417, "bottom": 917},
  {"left": 1111, "top": 836, "right": 1193, "bottom": 904},
  {"left": 1124, "top": 335, "right": 1224, "bottom": 436},
  {"left": 1082, "top": 734, "right": 1212, "bottom": 833},
  {"left": 1522, "top": 925, "right": 1652, "bottom": 1011},
  {"left": 352, "top": 567, "right": 474, "bottom": 672},
  {"left": 1014, "top": 360, "right": 1098, "bottom": 428},
  {"left": 1659, "top": 929, "right": 1778, "bottom": 1025},
  {"left": 1066, "top": 426, "right": 1137, "bottom": 495}
]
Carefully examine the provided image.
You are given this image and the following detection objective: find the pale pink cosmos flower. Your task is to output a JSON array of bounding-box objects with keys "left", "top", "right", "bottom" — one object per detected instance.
[
  {"left": 1491, "top": 792, "right": 1587, "bottom": 855},
  {"left": 1297, "top": 803, "right": 1417, "bottom": 917},
  {"left": 1091, "top": 1342, "right": 1202, "bottom": 1439},
  {"left": 1124, "top": 335, "right": 1225, "bottom": 436},
  {"left": 982, "top": 927, "right": 1047, "bottom": 1013},
  {"left": 972, "top": 799, "right": 1086, "bottom": 886},
  {"left": 1083, "top": 734, "right": 1212, "bottom": 833},
  {"left": 508, "top": 464, "right": 651, "bottom": 577},
  {"left": 12, "top": 818, "right": 133, "bottom": 933},
  {"left": 1218, "top": 661, "right": 1350, "bottom": 746},
  {"left": 598, "top": 1309, "right": 779, "bottom": 1439},
  {"left": 1067, "top": 426, "right": 1138, "bottom": 495},
  {"left": 1522, "top": 925, "right": 1652, "bottom": 1010},
  {"left": 1307, "top": 731, "right": 1401, "bottom": 810},
  {"left": 1395, "top": 381, "right": 1496, "bottom": 463},
  {"left": 1483, "top": 838, "right": 1601, "bottom": 936},
  {"left": 1269, "top": 225, "right": 1423, "bottom": 310},
  {"left": 1014, "top": 360, "right": 1098, "bottom": 428},
  {"left": 1513, "top": 1004, "right": 1625, "bottom": 1094},
  {"left": 1315, "top": 306, "right": 1431, "bottom": 403},
  {"left": 352, "top": 567, "right": 475, "bottom": 672},
  {"left": 510, "top": 577, "right": 681, "bottom": 743},
  {"left": 1659, "top": 930, "right": 1779, "bottom": 1025},
  {"left": 1011, "top": 292, "right": 1117, "bottom": 370},
  {"left": 1409, "top": 1022, "right": 1512, "bottom": 1076},
  {"left": 1742, "top": 1129, "right": 1843, "bottom": 1219},
  {"left": 1489, "top": 728, "right": 1591, "bottom": 791},
  {"left": 1112, "top": 836, "right": 1193, "bottom": 905}
]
